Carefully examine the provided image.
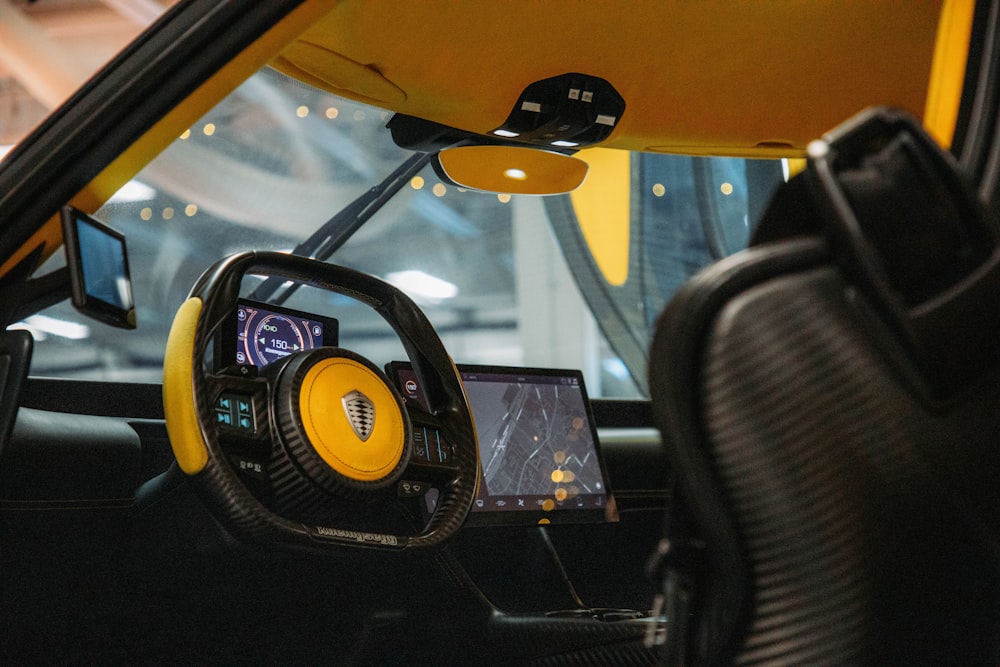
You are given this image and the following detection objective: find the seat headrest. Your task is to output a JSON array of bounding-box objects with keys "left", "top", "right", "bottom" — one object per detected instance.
[{"left": 752, "top": 108, "right": 1000, "bottom": 400}]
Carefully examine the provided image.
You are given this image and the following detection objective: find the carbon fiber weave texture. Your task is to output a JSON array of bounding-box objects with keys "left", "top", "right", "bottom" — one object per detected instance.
[{"left": 700, "top": 265, "right": 1000, "bottom": 664}]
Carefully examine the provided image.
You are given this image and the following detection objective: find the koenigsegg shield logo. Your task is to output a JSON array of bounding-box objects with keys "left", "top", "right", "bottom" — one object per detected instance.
[{"left": 342, "top": 390, "right": 375, "bottom": 442}]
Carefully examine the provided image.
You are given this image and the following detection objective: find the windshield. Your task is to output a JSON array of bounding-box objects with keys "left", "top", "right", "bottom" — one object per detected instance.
[{"left": 24, "top": 67, "right": 782, "bottom": 397}]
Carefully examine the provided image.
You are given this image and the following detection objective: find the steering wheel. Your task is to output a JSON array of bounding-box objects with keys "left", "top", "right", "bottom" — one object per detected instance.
[{"left": 162, "top": 251, "right": 479, "bottom": 550}]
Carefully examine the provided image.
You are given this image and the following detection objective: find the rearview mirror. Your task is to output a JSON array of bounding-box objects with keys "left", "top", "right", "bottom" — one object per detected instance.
[{"left": 435, "top": 146, "right": 589, "bottom": 195}]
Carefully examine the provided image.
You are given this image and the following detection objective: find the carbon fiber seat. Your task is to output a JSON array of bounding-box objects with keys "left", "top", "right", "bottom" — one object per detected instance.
[{"left": 648, "top": 109, "right": 1000, "bottom": 665}]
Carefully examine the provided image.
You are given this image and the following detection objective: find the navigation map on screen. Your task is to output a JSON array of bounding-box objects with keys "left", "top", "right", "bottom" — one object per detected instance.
[
  {"left": 391, "top": 363, "right": 617, "bottom": 525},
  {"left": 467, "top": 370, "right": 606, "bottom": 507}
]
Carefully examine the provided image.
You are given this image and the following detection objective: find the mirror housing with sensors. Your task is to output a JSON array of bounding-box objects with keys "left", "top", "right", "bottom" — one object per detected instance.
[{"left": 434, "top": 146, "right": 589, "bottom": 195}]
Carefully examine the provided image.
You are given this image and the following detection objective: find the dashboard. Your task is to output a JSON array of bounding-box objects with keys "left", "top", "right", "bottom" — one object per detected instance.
[{"left": 219, "top": 298, "right": 617, "bottom": 528}]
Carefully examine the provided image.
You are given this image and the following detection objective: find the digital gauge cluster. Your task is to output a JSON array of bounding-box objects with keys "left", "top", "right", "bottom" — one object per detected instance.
[{"left": 225, "top": 299, "right": 339, "bottom": 368}]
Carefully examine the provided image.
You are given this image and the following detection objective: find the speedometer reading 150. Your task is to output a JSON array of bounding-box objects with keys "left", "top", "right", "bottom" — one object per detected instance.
[
  {"left": 252, "top": 314, "right": 306, "bottom": 366},
  {"left": 235, "top": 302, "right": 329, "bottom": 368}
]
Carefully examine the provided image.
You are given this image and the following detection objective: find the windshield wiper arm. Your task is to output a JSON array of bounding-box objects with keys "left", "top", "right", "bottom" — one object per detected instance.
[{"left": 250, "top": 151, "right": 436, "bottom": 304}]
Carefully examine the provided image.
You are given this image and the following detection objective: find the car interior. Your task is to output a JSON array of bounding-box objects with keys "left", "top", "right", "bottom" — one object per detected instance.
[{"left": 0, "top": 1, "right": 998, "bottom": 665}]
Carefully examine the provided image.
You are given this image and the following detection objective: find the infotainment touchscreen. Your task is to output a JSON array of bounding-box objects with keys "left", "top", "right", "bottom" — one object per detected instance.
[
  {"left": 389, "top": 362, "right": 618, "bottom": 526},
  {"left": 223, "top": 299, "right": 338, "bottom": 368}
]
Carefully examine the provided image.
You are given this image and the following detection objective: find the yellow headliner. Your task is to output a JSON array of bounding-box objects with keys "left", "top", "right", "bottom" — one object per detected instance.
[{"left": 275, "top": 1, "right": 953, "bottom": 157}]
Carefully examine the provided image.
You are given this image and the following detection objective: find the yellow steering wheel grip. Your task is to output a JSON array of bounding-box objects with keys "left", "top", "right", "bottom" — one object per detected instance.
[{"left": 162, "top": 296, "right": 210, "bottom": 475}]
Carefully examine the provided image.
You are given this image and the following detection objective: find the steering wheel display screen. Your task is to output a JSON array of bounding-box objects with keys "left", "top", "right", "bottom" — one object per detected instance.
[{"left": 232, "top": 299, "right": 338, "bottom": 367}]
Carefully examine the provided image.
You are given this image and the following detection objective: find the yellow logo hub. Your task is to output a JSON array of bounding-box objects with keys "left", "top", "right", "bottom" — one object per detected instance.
[{"left": 298, "top": 357, "right": 405, "bottom": 482}]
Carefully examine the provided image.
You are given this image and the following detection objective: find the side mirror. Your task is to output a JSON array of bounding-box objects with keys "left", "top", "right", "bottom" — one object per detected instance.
[
  {"left": 435, "top": 146, "right": 588, "bottom": 195},
  {"left": 61, "top": 206, "right": 137, "bottom": 329}
]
